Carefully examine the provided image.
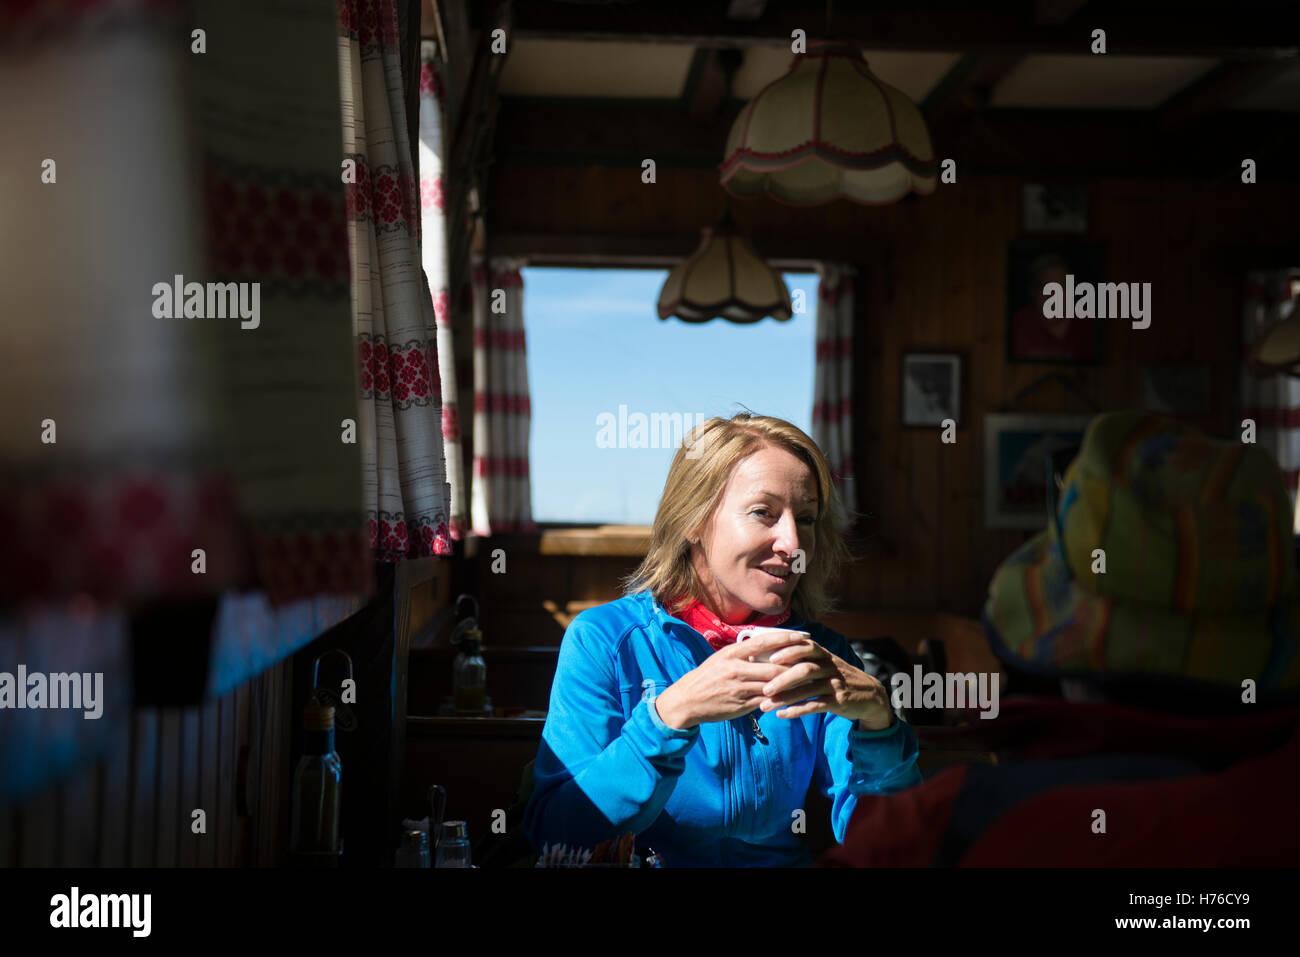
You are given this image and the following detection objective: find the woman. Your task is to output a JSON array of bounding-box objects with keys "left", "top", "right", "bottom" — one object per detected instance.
[{"left": 522, "top": 413, "right": 922, "bottom": 866}]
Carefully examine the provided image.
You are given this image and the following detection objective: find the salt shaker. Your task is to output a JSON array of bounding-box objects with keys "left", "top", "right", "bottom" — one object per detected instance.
[
  {"left": 395, "top": 828, "right": 430, "bottom": 868},
  {"left": 436, "top": 820, "right": 471, "bottom": 868}
]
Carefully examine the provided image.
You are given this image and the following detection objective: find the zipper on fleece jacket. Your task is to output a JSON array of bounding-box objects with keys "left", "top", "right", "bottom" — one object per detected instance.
[
  {"left": 653, "top": 596, "right": 779, "bottom": 852},
  {"left": 724, "top": 717, "right": 741, "bottom": 863}
]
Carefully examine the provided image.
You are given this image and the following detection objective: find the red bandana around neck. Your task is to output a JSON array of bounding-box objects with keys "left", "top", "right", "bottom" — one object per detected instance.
[{"left": 670, "top": 596, "right": 792, "bottom": 652}]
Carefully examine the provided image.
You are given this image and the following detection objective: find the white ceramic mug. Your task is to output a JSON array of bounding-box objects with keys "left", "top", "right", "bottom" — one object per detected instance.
[{"left": 734, "top": 626, "right": 811, "bottom": 662}]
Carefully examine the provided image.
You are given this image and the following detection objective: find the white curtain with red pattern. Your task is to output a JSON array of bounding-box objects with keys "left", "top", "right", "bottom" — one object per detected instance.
[
  {"left": 470, "top": 256, "right": 536, "bottom": 535},
  {"left": 1241, "top": 268, "right": 1300, "bottom": 519},
  {"left": 812, "top": 263, "right": 858, "bottom": 529},
  {"left": 340, "top": 0, "right": 453, "bottom": 560},
  {"left": 417, "top": 39, "right": 467, "bottom": 544}
]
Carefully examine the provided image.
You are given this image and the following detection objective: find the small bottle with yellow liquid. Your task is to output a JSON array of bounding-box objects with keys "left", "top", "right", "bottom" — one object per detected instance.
[{"left": 450, "top": 600, "right": 487, "bottom": 714}]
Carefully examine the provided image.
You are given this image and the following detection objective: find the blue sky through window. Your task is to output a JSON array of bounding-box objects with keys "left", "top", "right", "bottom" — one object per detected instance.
[{"left": 522, "top": 267, "right": 820, "bottom": 524}]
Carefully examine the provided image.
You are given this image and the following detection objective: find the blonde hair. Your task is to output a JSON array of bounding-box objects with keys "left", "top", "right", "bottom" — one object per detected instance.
[{"left": 622, "top": 412, "right": 853, "bottom": 622}]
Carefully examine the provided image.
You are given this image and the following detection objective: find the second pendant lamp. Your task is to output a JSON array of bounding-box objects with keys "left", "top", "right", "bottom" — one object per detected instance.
[
  {"left": 1247, "top": 291, "right": 1300, "bottom": 376},
  {"left": 657, "top": 204, "right": 792, "bottom": 324}
]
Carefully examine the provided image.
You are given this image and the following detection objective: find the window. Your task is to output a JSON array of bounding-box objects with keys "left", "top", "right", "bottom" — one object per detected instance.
[{"left": 523, "top": 267, "right": 820, "bottom": 525}]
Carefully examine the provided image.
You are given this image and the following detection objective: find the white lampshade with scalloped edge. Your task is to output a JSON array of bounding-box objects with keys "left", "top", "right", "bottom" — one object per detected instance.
[
  {"left": 720, "top": 40, "right": 937, "bottom": 206},
  {"left": 657, "top": 213, "right": 792, "bottom": 324}
]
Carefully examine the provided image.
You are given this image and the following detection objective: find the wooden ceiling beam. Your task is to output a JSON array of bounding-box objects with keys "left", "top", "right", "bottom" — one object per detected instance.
[
  {"left": 421, "top": 0, "right": 447, "bottom": 52},
  {"left": 726, "top": 0, "right": 767, "bottom": 21},
  {"left": 922, "top": 52, "right": 1025, "bottom": 123},
  {"left": 491, "top": 98, "right": 1300, "bottom": 180},
  {"left": 489, "top": 230, "right": 875, "bottom": 266},
  {"left": 683, "top": 48, "right": 727, "bottom": 120},
  {"left": 682, "top": 46, "right": 745, "bottom": 121},
  {"left": 507, "top": 2, "right": 1297, "bottom": 59},
  {"left": 495, "top": 98, "right": 740, "bottom": 166},
  {"left": 1160, "top": 59, "right": 1299, "bottom": 125},
  {"left": 440, "top": 0, "right": 474, "bottom": 136},
  {"left": 1032, "top": 0, "right": 1089, "bottom": 26},
  {"left": 928, "top": 107, "right": 1300, "bottom": 179}
]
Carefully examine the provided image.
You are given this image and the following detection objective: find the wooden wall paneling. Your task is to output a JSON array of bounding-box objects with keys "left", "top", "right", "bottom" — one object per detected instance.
[
  {"left": 537, "top": 550, "right": 575, "bottom": 603},
  {"left": 692, "top": 172, "right": 726, "bottom": 233},
  {"left": 478, "top": 604, "right": 567, "bottom": 647},
  {"left": 197, "top": 697, "right": 219, "bottom": 867},
  {"left": 854, "top": 331, "right": 886, "bottom": 600},
  {"left": 913, "top": 215, "right": 944, "bottom": 609},
  {"left": 569, "top": 555, "right": 637, "bottom": 603},
  {"left": 252, "top": 666, "right": 276, "bottom": 867},
  {"left": 850, "top": 265, "right": 884, "bottom": 607},
  {"left": 57, "top": 765, "right": 100, "bottom": 867},
  {"left": 404, "top": 719, "right": 544, "bottom": 845},
  {"left": 574, "top": 165, "right": 609, "bottom": 234},
  {"left": 912, "top": 432, "right": 941, "bottom": 609},
  {"left": 231, "top": 682, "right": 251, "bottom": 867},
  {"left": 127, "top": 709, "right": 159, "bottom": 867},
  {"left": 97, "top": 724, "right": 132, "bottom": 867},
  {"left": 968, "top": 185, "right": 1002, "bottom": 616},
  {"left": 17, "top": 781, "right": 59, "bottom": 866},
  {"left": 532, "top": 164, "right": 564, "bottom": 234},
  {"left": 406, "top": 560, "right": 449, "bottom": 640},
  {"left": 154, "top": 708, "right": 181, "bottom": 867},
  {"left": 216, "top": 692, "right": 236, "bottom": 866},
  {"left": 956, "top": 183, "right": 981, "bottom": 615},
  {"left": 478, "top": 548, "right": 570, "bottom": 604},
  {"left": 179, "top": 705, "right": 201, "bottom": 867},
  {"left": 477, "top": 548, "right": 520, "bottom": 601},
  {"left": 0, "top": 803, "right": 13, "bottom": 867},
  {"left": 967, "top": 417, "right": 989, "bottom": 608},
  {"left": 274, "top": 658, "right": 296, "bottom": 866},
  {"left": 2, "top": 663, "right": 296, "bottom": 870},
  {"left": 877, "top": 249, "right": 911, "bottom": 606},
  {"left": 248, "top": 670, "right": 269, "bottom": 863},
  {"left": 491, "top": 165, "right": 1300, "bottom": 615}
]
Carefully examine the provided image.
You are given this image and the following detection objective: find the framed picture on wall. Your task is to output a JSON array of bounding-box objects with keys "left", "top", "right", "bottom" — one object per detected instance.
[
  {"left": 1022, "top": 183, "right": 1088, "bottom": 234},
  {"left": 1006, "top": 240, "right": 1106, "bottom": 364},
  {"left": 984, "top": 413, "right": 1094, "bottom": 529},
  {"left": 901, "top": 352, "right": 962, "bottom": 427}
]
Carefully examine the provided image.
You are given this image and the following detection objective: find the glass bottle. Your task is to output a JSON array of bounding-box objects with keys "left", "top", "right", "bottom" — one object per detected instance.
[
  {"left": 290, "top": 700, "right": 343, "bottom": 867},
  {"left": 452, "top": 627, "right": 487, "bottom": 714}
]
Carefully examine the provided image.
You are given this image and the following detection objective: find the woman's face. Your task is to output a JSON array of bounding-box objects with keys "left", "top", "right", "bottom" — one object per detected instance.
[{"left": 690, "top": 445, "right": 819, "bottom": 623}]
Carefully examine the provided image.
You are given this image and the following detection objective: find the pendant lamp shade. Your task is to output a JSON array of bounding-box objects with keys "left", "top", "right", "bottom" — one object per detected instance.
[
  {"left": 720, "top": 41, "right": 937, "bottom": 206},
  {"left": 1248, "top": 292, "right": 1300, "bottom": 375},
  {"left": 657, "top": 217, "right": 792, "bottom": 324}
]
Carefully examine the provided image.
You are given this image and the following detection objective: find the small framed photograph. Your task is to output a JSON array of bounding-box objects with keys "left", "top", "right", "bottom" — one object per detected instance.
[
  {"left": 1006, "top": 239, "right": 1106, "bottom": 364},
  {"left": 984, "top": 413, "right": 1093, "bottom": 529},
  {"left": 901, "top": 352, "right": 962, "bottom": 427},
  {"left": 1022, "top": 183, "right": 1088, "bottom": 234}
]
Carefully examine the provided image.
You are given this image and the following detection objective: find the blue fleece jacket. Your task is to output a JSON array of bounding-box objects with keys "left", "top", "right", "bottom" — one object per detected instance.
[{"left": 522, "top": 589, "right": 922, "bottom": 867}]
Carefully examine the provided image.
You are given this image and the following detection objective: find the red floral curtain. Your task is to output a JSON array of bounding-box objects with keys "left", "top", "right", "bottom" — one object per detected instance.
[
  {"left": 813, "top": 264, "right": 858, "bottom": 529},
  {"left": 418, "top": 39, "right": 468, "bottom": 544},
  {"left": 470, "top": 257, "right": 537, "bottom": 535},
  {"left": 340, "top": 0, "right": 454, "bottom": 561},
  {"left": 1, "top": 0, "right": 372, "bottom": 606}
]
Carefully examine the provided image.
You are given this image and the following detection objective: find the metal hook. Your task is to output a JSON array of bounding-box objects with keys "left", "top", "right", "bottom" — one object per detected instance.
[
  {"left": 312, "top": 648, "right": 354, "bottom": 691},
  {"left": 311, "top": 648, "right": 359, "bottom": 731},
  {"left": 454, "top": 593, "right": 479, "bottom": 624}
]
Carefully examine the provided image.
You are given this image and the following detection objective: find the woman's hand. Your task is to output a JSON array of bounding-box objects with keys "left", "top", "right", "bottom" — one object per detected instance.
[
  {"left": 653, "top": 631, "right": 806, "bottom": 730},
  {"left": 759, "top": 640, "right": 894, "bottom": 731}
]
